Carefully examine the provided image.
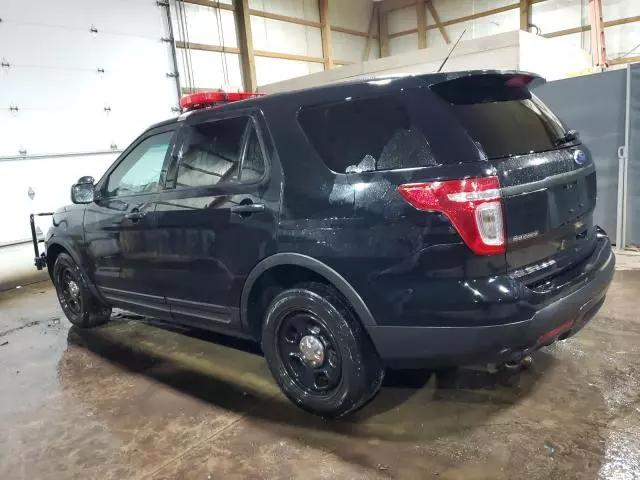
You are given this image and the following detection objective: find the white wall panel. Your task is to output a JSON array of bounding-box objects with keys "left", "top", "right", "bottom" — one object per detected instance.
[
  {"left": 519, "top": 30, "right": 591, "bottom": 79},
  {"left": 2, "top": 0, "right": 166, "bottom": 39},
  {"left": 261, "top": 31, "right": 526, "bottom": 93},
  {"left": 472, "top": 9, "right": 520, "bottom": 37},
  {"left": 603, "top": 0, "right": 640, "bottom": 22},
  {"left": 255, "top": 57, "right": 323, "bottom": 86},
  {"left": 388, "top": 6, "right": 417, "bottom": 35},
  {"left": 0, "top": 0, "right": 178, "bottom": 244},
  {"left": 427, "top": 19, "right": 475, "bottom": 48},
  {"left": 171, "top": 3, "right": 238, "bottom": 47},
  {"left": 332, "top": 31, "right": 379, "bottom": 62},
  {"left": 605, "top": 23, "right": 640, "bottom": 59},
  {"left": 430, "top": 0, "right": 515, "bottom": 22},
  {"left": 0, "top": 154, "right": 117, "bottom": 245},
  {"left": 329, "top": 0, "right": 373, "bottom": 32},
  {"left": 250, "top": 0, "right": 320, "bottom": 21},
  {"left": 413, "top": 2, "right": 519, "bottom": 51},
  {"left": 389, "top": 33, "right": 419, "bottom": 56},
  {"left": 0, "top": 3, "right": 177, "bottom": 157},
  {"left": 548, "top": 32, "right": 589, "bottom": 52},
  {"left": 177, "top": 50, "right": 243, "bottom": 90},
  {"left": 471, "top": 0, "right": 518, "bottom": 11},
  {"left": 251, "top": 17, "right": 323, "bottom": 57},
  {"left": 531, "top": 0, "right": 586, "bottom": 34}
]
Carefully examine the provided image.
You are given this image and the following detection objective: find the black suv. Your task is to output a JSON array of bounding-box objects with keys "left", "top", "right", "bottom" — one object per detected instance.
[{"left": 34, "top": 71, "right": 615, "bottom": 418}]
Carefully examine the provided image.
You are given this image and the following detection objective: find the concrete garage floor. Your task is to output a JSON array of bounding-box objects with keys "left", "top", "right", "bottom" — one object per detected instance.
[{"left": 1, "top": 274, "right": 639, "bottom": 479}]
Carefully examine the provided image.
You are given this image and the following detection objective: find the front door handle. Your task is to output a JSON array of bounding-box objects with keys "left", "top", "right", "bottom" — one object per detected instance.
[
  {"left": 230, "top": 203, "right": 265, "bottom": 215},
  {"left": 125, "top": 211, "right": 146, "bottom": 221}
]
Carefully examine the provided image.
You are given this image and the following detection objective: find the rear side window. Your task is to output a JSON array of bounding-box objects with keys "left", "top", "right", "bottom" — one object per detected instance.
[
  {"left": 298, "top": 95, "right": 436, "bottom": 173},
  {"left": 431, "top": 76, "right": 568, "bottom": 159},
  {"left": 176, "top": 116, "right": 266, "bottom": 188}
]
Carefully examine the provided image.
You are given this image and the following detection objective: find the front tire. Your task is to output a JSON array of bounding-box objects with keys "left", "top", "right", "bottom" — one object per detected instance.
[
  {"left": 52, "top": 253, "right": 111, "bottom": 328},
  {"left": 262, "top": 282, "right": 384, "bottom": 418}
]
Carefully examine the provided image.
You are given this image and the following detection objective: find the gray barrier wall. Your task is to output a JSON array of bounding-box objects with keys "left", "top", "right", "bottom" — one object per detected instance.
[
  {"left": 534, "top": 69, "right": 627, "bottom": 245},
  {"left": 627, "top": 64, "right": 640, "bottom": 247}
]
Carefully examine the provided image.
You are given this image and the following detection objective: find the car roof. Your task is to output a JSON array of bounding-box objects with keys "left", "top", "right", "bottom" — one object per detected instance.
[{"left": 158, "top": 69, "right": 544, "bottom": 126}]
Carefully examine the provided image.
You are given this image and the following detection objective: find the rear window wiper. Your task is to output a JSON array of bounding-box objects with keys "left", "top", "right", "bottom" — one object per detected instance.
[{"left": 553, "top": 129, "right": 580, "bottom": 146}]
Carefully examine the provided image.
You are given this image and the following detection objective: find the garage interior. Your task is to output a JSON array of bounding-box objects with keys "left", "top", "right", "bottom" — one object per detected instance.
[{"left": 1, "top": 0, "right": 640, "bottom": 478}]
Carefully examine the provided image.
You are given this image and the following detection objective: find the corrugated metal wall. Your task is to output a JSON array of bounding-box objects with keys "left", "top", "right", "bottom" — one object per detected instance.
[{"left": 535, "top": 70, "right": 627, "bottom": 243}]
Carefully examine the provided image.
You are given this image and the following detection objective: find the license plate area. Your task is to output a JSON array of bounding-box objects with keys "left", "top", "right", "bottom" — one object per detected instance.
[{"left": 550, "top": 179, "right": 590, "bottom": 228}]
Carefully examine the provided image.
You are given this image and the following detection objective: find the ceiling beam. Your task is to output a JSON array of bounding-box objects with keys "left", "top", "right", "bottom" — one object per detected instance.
[
  {"left": 175, "top": 41, "right": 240, "bottom": 54},
  {"left": 543, "top": 25, "right": 587, "bottom": 37},
  {"left": 605, "top": 15, "right": 640, "bottom": 28},
  {"left": 520, "top": 0, "right": 530, "bottom": 31},
  {"left": 443, "top": 3, "right": 519, "bottom": 26},
  {"left": 183, "top": 0, "right": 234, "bottom": 11},
  {"left": 363, "top": 3, "right": 378, "bottom": 61},
  {"left": 249, "top": 9, "right": 321, "bottom": 28},
  {"left": 234, "top": 0, "right": 256, "bottom": 92},
  {"left": 417, "top": 0, "right": 427, "bottom": 49},
  {"left": 332, "top": 26, "right": 378, "bottom": 39},
  {"left": 380, "top": 0, "right": 418, "bottom": 14},
  {"left": 379, "top": 9, "right": 390, "bottom": 57},
  {"left": 318, "top": 0, "right": 333, "bottom": 70},
  {"left": 389, "top": 28, "right": 418, "bottom": 39},
  {"left": 609, "top": 54, "right": 640, "bottom": 66},
  {"left": 588, "top": 0, "right": 607, "bottom": 67},
  {"left": 254, "top": 50, "right": 324, "bottom": 63},
  {"left": 541, "top": 15, "right": 639, "bottom": 39},
  {"left": 425, "top": 0, "right": 450, "bottom": 44}
]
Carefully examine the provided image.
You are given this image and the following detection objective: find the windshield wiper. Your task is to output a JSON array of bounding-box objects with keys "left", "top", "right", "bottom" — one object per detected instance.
[{"left": 554, "top": 129, "right": 580, "bottom": 146}]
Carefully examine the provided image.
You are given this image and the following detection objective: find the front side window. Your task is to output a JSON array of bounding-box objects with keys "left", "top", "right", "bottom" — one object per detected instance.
[
  {"left": 176, "top": 116, "right": 266, "bottom": 189},
  {"left": 105, "top": 131, "right": 173, "bottom": 197},
  {"left": 298, "top": 95, "right": 436, "bottom": 174}
]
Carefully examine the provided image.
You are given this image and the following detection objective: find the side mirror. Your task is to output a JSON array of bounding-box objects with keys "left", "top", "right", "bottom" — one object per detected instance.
[
  {"left": 71, "top": 177, "right": 95, "bottom": 204},
  {"left": 77, "top": 175, "right": 95, "bottom": 185}
]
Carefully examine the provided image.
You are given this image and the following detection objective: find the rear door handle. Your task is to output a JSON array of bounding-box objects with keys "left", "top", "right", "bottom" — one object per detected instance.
[{"left": 230, "top": 203, "right": 265, "bottom": 215}]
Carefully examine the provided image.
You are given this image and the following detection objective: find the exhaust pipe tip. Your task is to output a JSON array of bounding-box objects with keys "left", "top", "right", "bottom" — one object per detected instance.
[{"left": 504, "top": 354, "right": 534, "bottom": 371}]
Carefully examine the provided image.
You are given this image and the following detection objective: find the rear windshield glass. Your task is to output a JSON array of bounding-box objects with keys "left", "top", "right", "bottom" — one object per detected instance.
[
  {"left": 431, "top": 76, "right": 569, "bottom": 159},
  {"left": 298, "top": 95, "right": 438, "bottom": 173}
]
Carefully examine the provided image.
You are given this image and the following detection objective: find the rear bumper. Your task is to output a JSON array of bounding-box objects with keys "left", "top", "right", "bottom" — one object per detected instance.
[{"left": 367, "top": 233, "right": 615, "bottom": 368}]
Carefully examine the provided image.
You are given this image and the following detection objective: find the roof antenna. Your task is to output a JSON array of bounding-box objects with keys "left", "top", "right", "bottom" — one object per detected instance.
[{"left": 436, "top": 29, "right": 466, "bottom": 73}]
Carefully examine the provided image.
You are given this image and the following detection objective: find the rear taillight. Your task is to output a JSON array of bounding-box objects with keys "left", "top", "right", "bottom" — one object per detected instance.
[{"left": 397, "top": 176, "right": 505, "bottom": 255}]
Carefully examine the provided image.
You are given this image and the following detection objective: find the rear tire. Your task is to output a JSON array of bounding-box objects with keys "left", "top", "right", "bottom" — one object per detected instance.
[
  {"left": 52, "top": 253, "right": 111, "bottom": 328},
  {"left": 262, "top": 282, "right": 384, "bottom": 418}
]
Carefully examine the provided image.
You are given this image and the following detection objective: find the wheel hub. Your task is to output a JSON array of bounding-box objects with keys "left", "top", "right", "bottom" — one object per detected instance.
[
  {"left": 298, "top": 335, "right": 325, "bottom": 367},
  {"left": 68, "top": 280, "right": 80, "bottom": 299}
]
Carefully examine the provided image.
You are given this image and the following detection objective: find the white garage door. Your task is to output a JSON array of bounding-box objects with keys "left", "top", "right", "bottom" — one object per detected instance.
[{"left": 0, "top": 0, "right": 179, "bottom": 244}]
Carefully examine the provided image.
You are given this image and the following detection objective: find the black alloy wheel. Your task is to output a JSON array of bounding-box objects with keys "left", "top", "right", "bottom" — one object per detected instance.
[
  {"left": 58, "top": 266, "right": 84, "bottom": 316},
  {"left": 277, "top": 311, "right": 342, "bottom": 395},
  {"left": 262, "top": 282, "right": 384, "bottom": 418},
  {"left": 53, "top": 253, "right": 111, "bottom": 328}
]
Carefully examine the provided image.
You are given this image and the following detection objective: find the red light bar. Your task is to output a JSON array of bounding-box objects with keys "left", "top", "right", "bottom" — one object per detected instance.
[{"left": 179, "top": 91, "right": 264, "bottom": 110}]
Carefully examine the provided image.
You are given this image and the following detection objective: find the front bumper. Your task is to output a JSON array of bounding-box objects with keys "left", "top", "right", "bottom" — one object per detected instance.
[{"left": 367, "top": 234, "right": 615, "bottom": 368}]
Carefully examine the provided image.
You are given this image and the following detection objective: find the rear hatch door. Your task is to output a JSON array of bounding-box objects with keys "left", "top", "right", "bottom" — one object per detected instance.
[{"left": 432, "top": 74, "right": 598, "bottom": 285}]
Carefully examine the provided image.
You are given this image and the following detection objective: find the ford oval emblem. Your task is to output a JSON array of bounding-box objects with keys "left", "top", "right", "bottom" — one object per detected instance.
[{"left": 573, "top": 150, "right": 586, "bottom": 165}]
